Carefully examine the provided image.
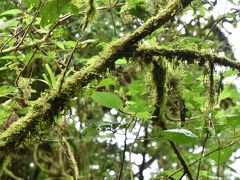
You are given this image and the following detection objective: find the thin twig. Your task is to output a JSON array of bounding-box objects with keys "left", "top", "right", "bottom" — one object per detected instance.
[
  {"left": 169, "top": 141, "right": 192, "bottom": 179},
  {"left": 0, "top": 13, "right": 72, "bottom": 56},
  {"left": 43, "top": 13, "right": 73, "bottom": 41},
  {"left": 139, "top": 124, "right": 149, "bottom": 180},
  {"left": 56, "top": 125, "right": 79, "bottom": 180},
  {"left": 4, "top": 169, "right": 24, "bottom": 180},
  {"left": 208, "top": 61, "right": 222, "bottom": 178},
  {"left": 129, "top": 121, "right": 142, "bottom": 180},
  {"left": 33, "top": 144, "right": 52, "bottom": 174},
  {"left": 196, "top": 131, "right": 209, "bottom": 180},
  {"left": 112, "top": 0, "right": 120, "bottom": 8},
  {"left": 98, "top": 2, "right": 125, "bottom": 11},
  {"left": 0, "top": 1, "right": 44, "bottom": 52},
  {"left": 198, "top": 16, "right": 226, "bottom": 49},
  {"left": 58, "top": 0, "right": 96, "bottom": 93},
  {"left": 0, "top": 2, "right": 44, "bottom": 52},
  {"left": 58, "top": 40, "right": 80, "bottom": 93},
  {"left": 15, "top": 48, "right": 38, "bottom": 87},
  {"left": 0, "top": 27, "right": 25, "bottom": 52},
  {"left": 109, "top": 0, "right": 117, "bottom": 37},
  {"left": 165, "top": 113, "right": 200, "bottom": 122},
  {"left": 118, "top": 116, "right": 136, "bottom": 180},
  {"left": 14, "top": 1, "right": 45, "bottom": 52}
]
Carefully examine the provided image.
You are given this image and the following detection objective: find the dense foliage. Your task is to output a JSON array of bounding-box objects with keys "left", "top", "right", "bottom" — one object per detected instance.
[{"left": 0, "top": 0, "right": 240, "bottom": 179}]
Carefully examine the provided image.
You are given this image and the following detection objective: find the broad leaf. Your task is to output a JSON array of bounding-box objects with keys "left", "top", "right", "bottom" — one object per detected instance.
[
  {"left": 45, "top": 63, "right": 57, "bottom": 88},
  {"left": 0, "top": 108, "right": 10, "bottom": 125},
  {"left": 219, "top": 83, "right": 239, "bottom": 101},
  {"left": 210, "top": 145, "right": 232, "bottom": 164},
  {"left": 0, "top": 85, "right": 16, "bottom": 97},
  {"left": 159, "top": 129, "right": 199, "bottom": 144},
  {"left": 23, "top": 0, "right": 40, "bottom": 7},
  {"left": 98, "top": 77, "right": 117, "bottom": 87},
  {"left": 0, "top": 9, "right": 22, "bottom": 16},
  {"left": 115, "top": 59, "right": 127, "bottom": 65},
  {"left": 92, "top": 92, "right": 123, "bottom": 109},
  {"left": 40, "top": 0, "right": 78, "bottom": 26}
]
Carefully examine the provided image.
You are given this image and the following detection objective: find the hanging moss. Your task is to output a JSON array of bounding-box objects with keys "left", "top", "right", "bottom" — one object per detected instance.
[{"left": 151, "top": 59, "right": 167, "bottom": 128}]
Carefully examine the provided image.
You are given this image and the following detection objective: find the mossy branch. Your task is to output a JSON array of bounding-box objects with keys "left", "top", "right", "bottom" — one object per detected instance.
[
  {"left": 0, "top": 0, "right": 193, "bottom": 156},
  {"left": 131, "top": 47, "right": 240, "bottom": 71}
]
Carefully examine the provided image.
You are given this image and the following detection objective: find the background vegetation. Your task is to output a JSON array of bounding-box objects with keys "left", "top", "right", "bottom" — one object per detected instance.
[{"left": 0, "top": 0, "right": 240, "bottom": 179}]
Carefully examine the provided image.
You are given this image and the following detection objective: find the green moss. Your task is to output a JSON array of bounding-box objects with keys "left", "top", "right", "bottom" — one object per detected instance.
[{"left": 0, "top": 154, "right": 13, "bottom": 176}]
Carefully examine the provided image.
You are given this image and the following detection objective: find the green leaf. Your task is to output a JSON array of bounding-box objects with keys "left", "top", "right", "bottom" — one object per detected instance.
[
  {"left": 0, "top": 108, "right": 10, "bottom": 125},
  {"left": 0, "top": 67, "right": 8, "bottom": 71},
  {"left": 124, "top": 101, "right": 154, "bottom": 120},
  {"left": 210, "top": 145, "right": 232, "bottom": 164},
  {"left": 98, "top": 77, "right": 117, "bottom": 87},
  {"left": 219, "top": 83, "right": 239, "bottom": 101},
  {"left": 0, "top": 85, "right": 16, "bottom": 97},
  {"left": 136, "top": 111, "right": 152, "bottom": 120},
  {"left": 0, "top": 9, "right": 22, "bottom": 16},
  {"left": 159, "top": 129, "right": 198, "bottom": 144},
  {"left": 124, "top": 100, "right": 145, "bottom": 113},
  {"left": 115, "top": 59, "right": 127, "bottom": 65},
  {"left": 92, "top": 92, "right": 123, "bottom": 109},
  {"left": 45, "top": 63, "right": 57, "bottom": 88},
  {"left": 23, "top": 0, "right": 40, "bottom": 7},
  {"left": 198, "top": 7, "right": 207, "bottom": 16},
  {"left": 225, "top": 12, "right": 236, "bottom": 19},
  {"left": 17, "top": 107, "right": 29, "bottom": 115},
  {"left": 126, "top": 0, "right": 148, "bottom": 19},
  {"left": 56, "top": 42, "right": 65, "bottom": 50},
  {"left": 224, "top": 69, "right": 237, "bottom": 77},
  {"left": 0, "top": 55, "right": 16, "bottom": 60},
  {"left": 42, "top": 73, "right": 52, "bottom": 88},
  {"left": 40, "top": 0, "right": 78, "bottom": 26},
  {"left": 217, "top": 113, "right": 240, "bottom": 129},
  {"left": 127, "top": 80, "right": 146, "bottom": 96},
  {"left": 0, "top": 19, "right": 19, "bottom": 30},
  {"left": 63, "top": 41, "right": 77, "bottom": 48}
]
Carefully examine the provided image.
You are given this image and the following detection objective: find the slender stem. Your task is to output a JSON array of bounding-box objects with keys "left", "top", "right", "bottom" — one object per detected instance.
[
  {"left": 15, "top": 48, "right": 38, "bottom": 87},
  {"left": 4, "top": 169, "right": 24, "bottom": 180},
  {"left": 108, "top": 0, "right": 117, "bottom": 37},
  {"left": 129, "top": 121, "right": 142, "bottom": 180},
  {"left": 196, "top": 131, "right": 209, "bottom": 180},
  {"left": 14, "top": 1, "right": 45, "bottom": 52},
  {"left": 198, "top": 16, "right": 226, "bottom": 49},
  {"left": 56, "top": 125, "right": 79, "bottom": 180},
  {"left": 118, "top": 116, "right": 135, "bottom": 180},
  {"left": 0, "top": 13, "right": 72, "bottom": 56}
]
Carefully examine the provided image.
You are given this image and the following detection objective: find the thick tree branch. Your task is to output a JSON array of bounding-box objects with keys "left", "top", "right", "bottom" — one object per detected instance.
[
  {"left": 0, "top": 0, "right": 193, "bottom": 156},
  {"left": 132, "top": 47, "right": 240, "bottom": 71}
]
